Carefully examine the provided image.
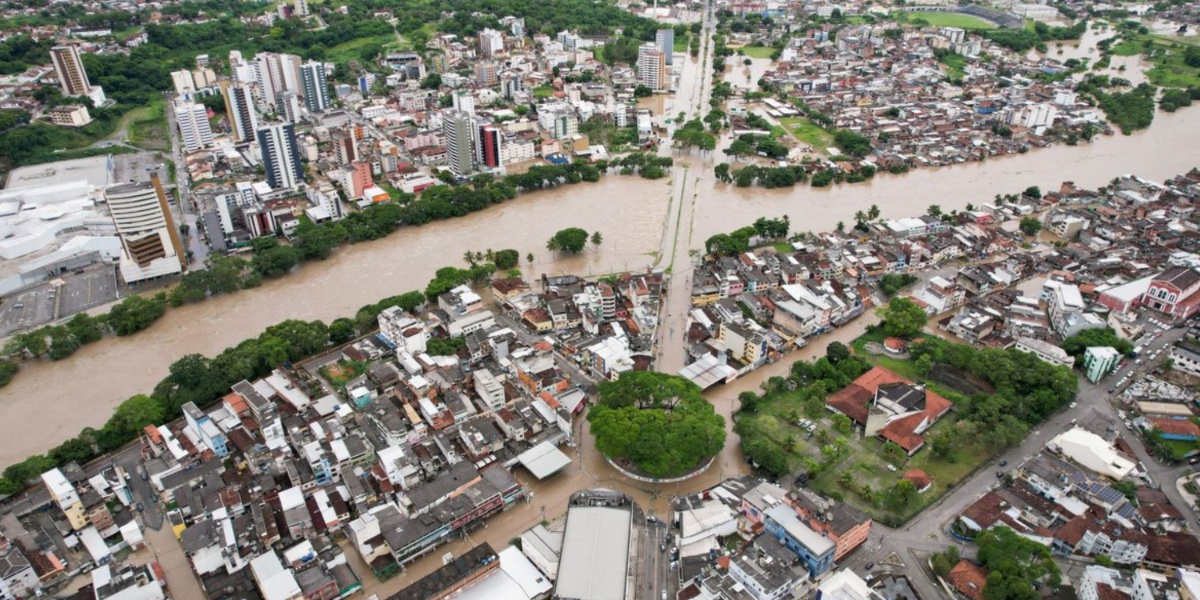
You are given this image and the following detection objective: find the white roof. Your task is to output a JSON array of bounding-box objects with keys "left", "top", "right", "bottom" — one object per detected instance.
[
  {"left": 279, "top": 487, "right": 305, "bottom": 511},
  {"left": 819, "top": 570, "right": 878, "bottom": 600},
  {"left": 1049, "top": 427, "right": 1135, "bottom": 480},
  {"left": 455, "top": 547, "right": 553, "bottom": 600},
  {"left": 555, "top": 505, "right": 631, "bottom": 600},
  {"left": 250, "top": 552, "right": 301, "bottom": 600},
  {"left": 764, "top": 504, "right": 835, "bottom": 556},
  {"left": 516, "top": 442, "right": 572, "bottom": 480}
]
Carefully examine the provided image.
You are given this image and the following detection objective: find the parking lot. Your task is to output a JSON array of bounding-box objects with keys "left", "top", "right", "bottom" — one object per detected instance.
[
  {"left": 111, "top": 153, "right": 168, "bottom": 186},
  {"left": 0, "top": 266, "right": 119, "bottom": 337}
]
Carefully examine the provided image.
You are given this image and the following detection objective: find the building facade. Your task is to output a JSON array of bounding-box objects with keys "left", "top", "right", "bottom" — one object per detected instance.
[{"left": 257, "top": 123, "right": 304, "bottom": 191}]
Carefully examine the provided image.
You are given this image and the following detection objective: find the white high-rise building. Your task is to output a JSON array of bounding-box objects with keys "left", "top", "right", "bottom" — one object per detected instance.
[
  {"left": 174, "top": 101, "right": 213, "bottom": 152},
  {"left": 637, "top": 42, "right": 667, "bottom": 91},
  {"left": 443, "top": 111, "right": 474, "bottom": 178},
  {"left": 656, "top": 29, "right": 674, "bottom": 65},
  {"left": 104, "top": 175, "right": 186, "bottom": 283},
  {"left": 50, "top": 44, "right": 91, "bottom": 97},
  {"left": 478, "top": 28, "right": 504, "bottom": 58},
  {"left": 293, "top": 0, "right": 309, "bottom": 17},
  {"left": 253, "top": 52, "right": 302, "bottom": 110},
  {"left": 452, "top": 90, "right": 475, "bottom": 115}
]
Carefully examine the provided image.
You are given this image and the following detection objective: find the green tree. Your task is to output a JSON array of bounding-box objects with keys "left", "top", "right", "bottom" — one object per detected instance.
[
  {"left": 738, "top": 391, "right": 760, "bottom": 413},
  {"left": 493, "top": 248, "right": 520, "bottom": 269},
  {"left": 108, "top": 394, "right": 166, "bottom": 439},
  {"left": 931, "top": 546, "right": 960, "bottom": 578},
  {"left": 976, "top": 526, "right": 1060, "bottom": 599},
  {"left": 1018, "top": 216, "right": 1042, "bottom": 236},
  {"left": 877, "top": 297, "right": 927, "bottom": 338},
  {"left": 546, "top": 227, "right": 590, "bottom": 253},
  {"left": 590, "top": 231, "right": 603, "bottom": 248},
  {"left": 328, "top": 318, "right": 357, "bottom": 344}
]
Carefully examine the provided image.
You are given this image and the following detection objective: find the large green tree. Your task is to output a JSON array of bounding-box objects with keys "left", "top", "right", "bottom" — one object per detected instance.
[
  {"left": 877, "top": 297, "right": 927, "bottom": 338},
  {"left": 546, "top": 227, "right": 590, "bottom": 253},
  {"left": 588, "top": 372, "right": 726, "bottom": 478}
]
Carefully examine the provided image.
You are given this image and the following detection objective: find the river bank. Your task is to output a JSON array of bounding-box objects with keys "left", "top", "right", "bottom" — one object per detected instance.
[{"left": 0, "top": 106, "right": 1198, "bottom": 464}]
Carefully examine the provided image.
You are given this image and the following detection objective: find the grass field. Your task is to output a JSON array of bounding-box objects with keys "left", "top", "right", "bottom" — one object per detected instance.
[
  {"left": 674, "top": 37, "right": 689, "bottom": 52},
  {"left": 127, "top": 99, "right": 169, "bottom": 151},
  {"left": 1110, "top": 35, "right": 1200, "bottom": 87},
  {"left": 739, "top": 45, "right": 775, "bottom": 59},
  {"left": 328, "top": 33, "right": 398, "bottom": 64},
  {"left": 533, "top": 85, "right": 556, "bottom": 99},
  {"left": 778, "top": 116, "right": 833, "bottom": 150},
  {"left": 938, "top": 52, "right": 968, "bottom": 79},
  {"left": 898, "top": 11, "right": 998, "bottom": 30}
]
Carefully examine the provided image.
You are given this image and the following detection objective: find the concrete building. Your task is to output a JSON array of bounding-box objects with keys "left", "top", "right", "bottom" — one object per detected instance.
[
  {"left": 257, "top": 123, "right": 304, "bottom": 191},
  {"left": 293, "top": 0, "right": 309, "bottom": 17},
  {"left": 1077, "top": 566, "right": 1133, "bottom": 600},
  {"left": 1141, "top": 267, "right": 1200, "bottom": 320},
  {"left": 47, "top": 104, "right": 92, "bottom": 127},
  {"left": 656, "top": 29, "right": 674, "bottom": 65},
  {"left": 104, "top": 175, "right": 187, "bottom": 283},
  {"left": 478, "top": 28, "right": 504, "bottom": 58},
  {"left": 1047, "top": 282, "right": 1104, "bottom": 339},
  {"left": 222, "top": 82, "right": 259, "bottom": 143},
  {"left": 174, "top": 100, "right": 213, "bottom": 152},
  {"left": 818, "top": 570, "right": 884, "bottom": 600},
  {"left": 637, "top": 43, "right": 667, "bottom": 91},
  {"left": 50, "top": 44, "right": 92, "bottom": 97},
  {"left": 1083, "top": 346, "right": 1121, "bottom": 383},
  {"left": 476, "top": 122, "right": 502, "bottom": 169},
  {"left": 1014, "top": 337, "right": 1075, "bottom": 368},
  {"left": 443, "top": 111, "right": 474, "bottom": 178},
  {"left": 171, "top": 69, "right": 196, "bottom": 98},
  {"left": 762, "top": 504, "right": 835, "bottom": 577},
  {"left": 1169, "top": 342, "right": 1200, "bottom": 377},
  {"left": 300, "top": 61, "right": 330, "bottom": 113}
]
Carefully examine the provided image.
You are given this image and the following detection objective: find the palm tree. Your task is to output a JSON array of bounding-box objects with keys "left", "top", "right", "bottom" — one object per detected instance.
[
  {"left": 838, "top": 471, "right": 854, "bottom": 489},
  {"left": 463, "top": 251, "right": 476, "bottom": 266},
  {"left": 590, "top": 231, "right": 603, "bottom": 247},
  {"left": 526, "top": 252, "right": 534, "bottom": 264},
  {"left": 836, "top": 221, "right": 845, "bottom": 233},
  {"left": 485, "top": 249, "right": 495, "bottom": 263},
  {"left": 867, "top": 204, "right": 881, "bottom": 221}
]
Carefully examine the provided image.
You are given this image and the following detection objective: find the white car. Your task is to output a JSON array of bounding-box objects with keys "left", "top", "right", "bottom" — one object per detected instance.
[{"left": 1069, "top": 402, "right": 1077, "bottom": 409}]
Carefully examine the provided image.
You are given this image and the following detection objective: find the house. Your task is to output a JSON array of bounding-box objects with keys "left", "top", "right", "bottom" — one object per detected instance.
[
  {"left": 902, "top": 469, "right": 933, "bottom": 494},
  {"left": 947, "top": 560, "right": 988, "bottom": 600},
  {"left": 825, "top": 367, "right": 953, "bottom": 454},
  {"left": 1168, "top": 342, "right": 1200, "bottom": 378}
]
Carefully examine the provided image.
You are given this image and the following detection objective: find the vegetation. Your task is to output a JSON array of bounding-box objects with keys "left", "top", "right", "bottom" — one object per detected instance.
[
  {"left": 704, "top": 217, "right": 790, "bottom": 256},
  {"left": 981, "top": 20, "right": 1086, "bottom": 53},
  {"left": 672, "top": 119, "right": 717, "bottom": 151},
  {"left": 738, "top": 45, "right": 775, "bottom": 59},
  {"left": 1060, "top": 327, "right": 1133, "bottom": 359},
  {"left": 878, "top": 274, "right": 918, "bottom": 297},
  {"left": 587, "top": 372, "right": 726, "bottom": 478},
  {"left": 876, "top": 297, "right": 928, "bottom": 338},
  {"left": 1077, "top": 76, "right": 1157, "bottom": 134},
  {"left": 1018, "top": 216, "right": 1043, "bottom": 236},
  {"left": 976, "top": 527, "right": 1061, "bottom": 599},
  {"left": 894, "top": 11, "right": 997, "bottom": 30},
  {"left": 546, "top": 227, "right": 591, "bottom": 254}
]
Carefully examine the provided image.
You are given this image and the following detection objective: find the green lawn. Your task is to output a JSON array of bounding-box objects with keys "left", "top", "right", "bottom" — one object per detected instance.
[
  {"left": 328, "top": 33, "right": 396, "bottom": 65},
  {"left": 777, "top": 116, "right": 833, "bottom": 151},
  {"left": 1165, "top": 439, "right": 1200, "bottom": 461},
  {"left": 938, "top": 52, "right": 968, "bottom": 79},
  {"left": 898, "top": 11, "right": 998, "bottom": 30},
  {"left": 533, "top": 85, "right": 556, "bottom": 99},
  {"left": 740, "top": 45, "right": 775, "bottom": 59},
  {"left": 674, "top": 38, "right": 689, "bottom": 52},
  {"left": 127, "top": 99, "right": 169, "bottom": 151}
]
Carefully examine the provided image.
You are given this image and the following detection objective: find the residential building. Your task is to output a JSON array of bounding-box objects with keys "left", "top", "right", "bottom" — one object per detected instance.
[
  {"left": 1014, "top": 337, "right": 1075, "bottom": 368},
  {"left": 50, "top": 44, "right": 92, "bottom": 97},
  {"left": 1083, "top": 346, "right": 1121, "bottom": 383},
  {"left": 222, "top": 82, "right": 259, "bottom": 143},
  {"left": 104, "top": 175, "right": 187, "bottom": 283},
  {"left": 825, "top": 366, "right": 953, "bottom": 455},
  {"left": 174, "top": 100, "right": 214, "bottom": 152},
  {"left": 338, "top": 162, "right": 374, "bottom": 199},
  {"left": 47, "top": 104, "right": 92, "bottom": 127},
  {"left": 443, "top": 111, "right": 474, "bottom": 178},
  {"left": 293, "top": 0, "right": 309, "bottom": 17},
  {"left": 300, "top": 61, "right": 330, "bottom": 113},
  {"left": 257, "top": 123, "right": 304, "bottom": 191},
  {"left": 1047, "top": 282, "right": 1104, "bottom": 339},
  {"left": 1077, "top": 566, "right": 1133, "bottom": 600},
  {"left": 42, "top": 468, "right": 87, "bottom": 531},
  {"left": 478, "top": 28, "right": 504, "bottom": 58},
  {"left": 1169, "top": 342, "right": 1200, "bottom": 377},
  {"left": 476, "top": 122, "right": 502, "bottom": 169},
  {"left": 637, "top": 43, "right": 667, "bottom": 91},
  {"left": 171, "top": 69, "right": 196, "bottom": 98},
  {"left": 762, "top": 504, "right": 835, "bottom": 577}
]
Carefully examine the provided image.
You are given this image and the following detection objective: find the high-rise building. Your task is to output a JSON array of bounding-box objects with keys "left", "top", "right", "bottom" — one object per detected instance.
[
  {"left": 253, "top": 52, "right": 302, "bottom": 110},
  {"left": 276, "top": 90, "right": 302, "bottom": 124},
  {"left": 656, "top": 29, "right": 675, "bottom": 65},
  {"left": 452, "top": 91, "right": 475, "bottom": 115},
  {"left": 442, "top": 111, "right": 474, "bottom": 178},
  {"left": 50, "top": 44, "right": 91, "bottom": 97},
  {"left": 104, "top": 174, "right": 186, "bottom": 283},
  {"left": 338, "top": 161, "right": 374, "bottom": 199},
  {"left": 637, "top": 43, "right": 667, "bottom": 91},
  {"left": 174, "top": 100, "right": 213, "bottom": 152},
  {"left": 475, "top": 61, "right": 499, "bottom": 87},
  {"left": 221, "top": 82, "right": 259, "bottom": 143},
  {"left": 478, "top": 28, "right": 504, "bottom": 58},
  {"left": 476, "top": 122, "right": 502, "bottom": 168},
  {"left": 256, "top": 123, "right": 304, "bottom": 191},
  {"left": 333, "top": 131, "right": 358, "bottom": 164},
  {"left": 293, "top": 0, "right": 309, "bottom": 17},
  {"left": 299, "top": 61, "right": 330, "bottom": 113}
]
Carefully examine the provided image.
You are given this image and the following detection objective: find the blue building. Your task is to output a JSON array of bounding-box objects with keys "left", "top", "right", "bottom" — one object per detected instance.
[
  {"left": 182, "top": 401, "right": 229, "bottom": 457},
  {"left": 763, "top": 504, "right": 836, "bottom": 577}
]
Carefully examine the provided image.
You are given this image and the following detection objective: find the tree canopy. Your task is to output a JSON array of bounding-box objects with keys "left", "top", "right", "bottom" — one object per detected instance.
[
  {"left": 546, "top": 227, "right": 590, "bottom": 253},
  {"left": 977, "top": 527, "right": 1061, "bottom": 600},
  {"left": 877, "top": 297, "right": 927, "bottom": 338},
  {"left": 589, "top": 372, "right": 726, "bottom": 478}
]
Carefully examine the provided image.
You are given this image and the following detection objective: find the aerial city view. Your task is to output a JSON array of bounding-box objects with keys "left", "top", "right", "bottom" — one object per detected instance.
[{"left": 1, "top": 0, "right": 1200, "bottom": 597}]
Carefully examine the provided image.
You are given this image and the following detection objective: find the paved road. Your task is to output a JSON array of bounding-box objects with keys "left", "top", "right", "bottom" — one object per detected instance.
[
  {"left": 164, "top": 98, "right": 209, "bottom": 268},
  {"left": 838, "top": 322, "right": 1196, "bottom": 598}
]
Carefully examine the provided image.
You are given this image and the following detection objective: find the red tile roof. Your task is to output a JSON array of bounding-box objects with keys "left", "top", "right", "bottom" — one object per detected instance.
[
  {"left": 902, "top": 469, "right": 932, "bottom": 491},
  {"left": 948, "top": 560, "right": 988, "bottom": 600},
  {"left": 881, "top": 413, "right": 929, "bottom": 453},
  {"left": 1147, "top": 417, "right": 1200, "bottom": 439},
  {"left": 826, "top": 366, "right": 952, "bottom": 452}
]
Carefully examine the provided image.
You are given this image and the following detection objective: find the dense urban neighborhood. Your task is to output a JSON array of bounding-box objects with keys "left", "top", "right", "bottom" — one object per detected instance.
[{"left": 0, "top": 0, "right": 1199, "bottom": 598}]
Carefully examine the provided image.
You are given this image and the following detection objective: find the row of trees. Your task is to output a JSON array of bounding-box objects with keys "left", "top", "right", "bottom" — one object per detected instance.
[{"left": 703, "top": 216, "right": 791, "bottom": 256}]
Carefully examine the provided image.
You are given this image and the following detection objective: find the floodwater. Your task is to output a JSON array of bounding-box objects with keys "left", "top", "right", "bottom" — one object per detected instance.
[{"left": 5, "top": 34, "right": 1200, "bottom": 465}]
